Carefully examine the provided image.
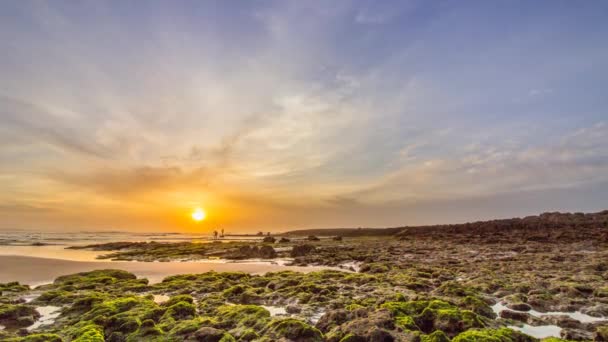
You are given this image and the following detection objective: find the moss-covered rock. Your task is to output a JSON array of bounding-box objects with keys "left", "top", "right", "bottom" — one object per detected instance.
[
  {"left": 452, "top": 328, "right": 537, "bottom": 342},
  {"left": 381, "top": 299, "right": 485, "bottom": 337},
  {"left": 0, "top": 282, "right": 30, "bottom": 295},
  {"left": 193, "top": 327, "right": 235, "bottom": 342},
  {"left": 0, "top": 304, "right": 41, "bottom": 328},
  {"left": 215, "top": 304, "right": 270, "bottom": 331},
  {"left": 264, "top": 318, "right": 324, "bottom": 341},
  {"left": 594, "top": 326, "right": 608, "bottom": 341},
  {"left": 421, "top": 330, "right": 450, "bottom": 342}
]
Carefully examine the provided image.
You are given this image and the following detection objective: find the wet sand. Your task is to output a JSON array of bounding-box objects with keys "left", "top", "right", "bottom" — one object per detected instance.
[{"left": 0, "top": 255, "right": 335, "bottom": 286}]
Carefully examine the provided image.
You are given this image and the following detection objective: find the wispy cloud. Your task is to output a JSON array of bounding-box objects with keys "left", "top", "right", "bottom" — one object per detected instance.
[{"left": 1, "top": 1, "right": 607, "bottom": 231}]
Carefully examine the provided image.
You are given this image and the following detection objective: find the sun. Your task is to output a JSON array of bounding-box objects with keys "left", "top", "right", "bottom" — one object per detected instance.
[{"left": 191, "top": 208, "right": 206, "bottom": 222}]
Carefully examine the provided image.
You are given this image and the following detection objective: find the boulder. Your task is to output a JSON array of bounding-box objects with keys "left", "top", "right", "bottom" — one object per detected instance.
[
  {"left": 286, "top": 305, "right": 302, "bottom": 314},
  {"left": 194, "top": 327, "right": 230, "bottom": 342},
  {"left": 542, "top": 315, "right": 585, "bottom": 329},
  {"left": 262, "top": 236, "right": 276, "bottom": 243},
  {"left": 594, "top": 326, "right": 608, "bottom": 341},
  {"left": 291, "top": 244, "right": 316, "bottom": 257},
  {"left": 316, "top": 309, "right": 350, "bottom": 332},
  {"left": 561, "top": 328, "right": 593, "bottom": 341},
  {"left": 507, "top": 303, "right": 532, "bottom": 311},
  {"left": 499, "top": 310, "right": 531, "bottom": 323}
]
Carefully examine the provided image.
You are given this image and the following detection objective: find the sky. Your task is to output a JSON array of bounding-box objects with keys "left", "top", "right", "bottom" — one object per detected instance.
[{"left": 1, "top": 1, "right": 608, "bottom": 233}]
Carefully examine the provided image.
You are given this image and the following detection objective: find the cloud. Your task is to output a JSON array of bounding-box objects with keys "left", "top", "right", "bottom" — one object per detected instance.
[
  {"left": 345, "top": 122, "right": 608, "bottom": 204},
  {"left": 1, "top": 1, "right": 608, "bottom": 230},
  {"left": 0, "top": 203, "right": 55, "bottom": 214},
  {"left": 0, "top": 95, "right": 111, "bottom": 159}
]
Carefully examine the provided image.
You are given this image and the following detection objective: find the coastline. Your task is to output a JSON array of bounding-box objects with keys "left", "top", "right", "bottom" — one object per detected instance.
[{"left": 0, "top": 255, "right": 336, "bottom": 286}]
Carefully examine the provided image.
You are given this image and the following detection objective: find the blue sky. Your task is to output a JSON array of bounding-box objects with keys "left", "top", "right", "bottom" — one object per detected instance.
[{"left": 1, "top": 1, "right": 607, "bottom": 231}]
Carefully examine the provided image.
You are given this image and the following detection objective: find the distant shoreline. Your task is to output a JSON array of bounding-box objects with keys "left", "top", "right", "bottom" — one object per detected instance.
[{"left": 0, "top": 255, "right": 337, "bottom": 287}]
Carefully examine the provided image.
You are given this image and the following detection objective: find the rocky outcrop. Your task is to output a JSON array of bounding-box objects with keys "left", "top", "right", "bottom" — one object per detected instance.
[
  {"left": 226, "top": 245, "right": 277, "bottom": 259},
  {"left": 193, "top": 327, "right": 233, "bottom": 342},
  {"left": 396, "top": 210, "right": 608, "bottom": 243},
  {"left": 291, "top": 244, "right": 316, "bottom": 257}
]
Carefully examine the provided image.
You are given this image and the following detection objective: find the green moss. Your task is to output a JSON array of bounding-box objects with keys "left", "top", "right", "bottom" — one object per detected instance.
[
  {"left": 0, "top": 304, "right": 40, "bottom": 328},
  {"left": 166, "top": 317, "right": 214, "bottom": 336},
  {"left": 5, "top": 334, "right": 63, "bottom": 342},
  {"left": 35, "top": 290, "right": 75, "bottom": 305},
  {"left": 381, "top": 299, "right": 485, "bottom": 336},
  {"left": 435, "top": 281, "right": 475, "bottom": 297},
  {"left": 125, "top": 319, "right": 164, "bottom": 341},
  {"left": 264, "top": 318, "right": 324, "bottom": 341},
  {"left": 595, "top": 326, "right": 608, "bottom": 341},
  {"left": 394, "top": 293, "right": 407, "bottom": 301},
  {"left": 339, "top": 333, "right": 361, "bottom": 342},
  {"left": 65, "top": 293, "right": 107, "bottom": 313},
  {"left": 595, "top": 286, "right": 608, "bottom": 297},
  {"left": 161, "top": 301, "right": 196, "bottom": 321},
  {"left": 461, "top": 296, "right": 496, "bottom": 319},
  {"left": 219, "top": 334, "right": 237, "bottom": 342},
  {"left": 395, "top": 315, "right": 418, "bottom": 330},
  {"left": 216, "top": 304, "right": 270, "bottom": 330},
  {"left": 380, "top": 300, "right": 431, "bottom": 316},
  {"left": 239, "top": 328, "right": 260, "bottom": 341},
  {"left": 105, "top": 315, "right": 140, "bottom": 335},
  {"left": 0, "top": 282, "right": 30, "bottom": 295},
  {"left": 82, "top": 296, "right": 156, "bottom": 321},
  {"left": 69, "top": 322, "right": 105, "bottom": 342},
  {"left": 421, "top": 330, "right": 450, "bottom": 342},
  {"left": 345, "top": 303, "right": 365, "bottom": 311},
  {"left": 359, "top": 263, "right": 390, "bottom": 274},
  {"left": 54, "top": 270, "right": 136, "bottom": 286},
  {"left": 162, "top": 294, "right": 194, "bottom": 307},
  {"left": 452, "top": 328, "right": 537, "bottom": 342}
]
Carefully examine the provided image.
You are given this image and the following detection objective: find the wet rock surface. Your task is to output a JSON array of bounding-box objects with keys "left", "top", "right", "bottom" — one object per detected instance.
[{"left": 1, "top": 210, "right": 607, "bottom": 341}]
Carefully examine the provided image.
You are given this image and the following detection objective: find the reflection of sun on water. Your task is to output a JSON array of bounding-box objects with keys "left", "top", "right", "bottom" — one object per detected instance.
[{"left": 191, "top": 208, "right": 206, "bottom": 222}]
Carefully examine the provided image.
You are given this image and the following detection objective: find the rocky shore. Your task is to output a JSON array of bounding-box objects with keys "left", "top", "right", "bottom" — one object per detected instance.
[{"left": 1, "top": 210, "right": 607, "bottom": 341}]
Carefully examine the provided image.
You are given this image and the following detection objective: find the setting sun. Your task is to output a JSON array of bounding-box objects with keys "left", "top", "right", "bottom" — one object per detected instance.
[{"left": 191, "top": 208, "right": 206, "bottom": 222}]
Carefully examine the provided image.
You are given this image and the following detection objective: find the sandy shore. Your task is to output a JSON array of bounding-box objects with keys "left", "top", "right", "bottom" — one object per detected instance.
[{"left": 0, "top": 255, "right": 334, "bottom": 286}]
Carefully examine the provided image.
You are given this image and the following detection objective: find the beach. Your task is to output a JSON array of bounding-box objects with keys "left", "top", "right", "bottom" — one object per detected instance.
[{"left": 0, "top": 255, "right": 332, "bottom": 286}]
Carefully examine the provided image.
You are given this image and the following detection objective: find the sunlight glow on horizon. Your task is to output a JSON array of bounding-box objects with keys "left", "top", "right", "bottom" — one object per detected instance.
[{"left": 191, "top": 208, "right": 206, "bottom": 222}]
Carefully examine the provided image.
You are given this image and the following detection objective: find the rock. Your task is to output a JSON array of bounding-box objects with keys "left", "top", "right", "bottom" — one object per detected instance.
[
  {"left": 316, "top": 309, "right": 350, "bottom": 332},
  {"left": 561, "top": 328, "right": 593, "bottom": 341},
  {"left": 291, "top": 244, "right": 316, "bottom": 257},
  {"left": 333, "top": 236, "right": 343, "bottom": 241},
  {"left": 262, "top": 236, "right": 276, "bottom": 243},
  {"left": 286, "top": 305, "right": 302, "bottom": 314},
  {"left": 582, "top": 305, "right": 608, "bottom": 317},
  {"left": 542, "top": 315, "right": 585, "bottom": 329},
  {"left": 594, "top": 326, "right": 608, "bottom": 341},
  {"left": 229, "top": 245, "right": 276, "bottom": 259},
  {"left": 339, "top": 309, "right": 395, "bottom": 335},
  {"left": 194, "top": 327, "right": 229, "bottom": 342},
  {"left": 499, "top": 310, "right": 531, "bottom": 323},
  {"left": 308, "top": 235, "right": 320, "bottom": 241},
  {"left": 259, "top": 245, "right": 277, "bottom": 258},
  {"left": 507, "top": 303, "right": 532, "bottom": 311},
  {"left": 265, "top": 318, "right": 323, "bottom": 342},
  {"left": 367, "top": 328, "right": 395, "bottom": 342},
  {"left": 0, "top": 304, "right": 41, "bottom": 328},
  {"left": 279, "top": 237, "right": 291, "bottom": 243}
]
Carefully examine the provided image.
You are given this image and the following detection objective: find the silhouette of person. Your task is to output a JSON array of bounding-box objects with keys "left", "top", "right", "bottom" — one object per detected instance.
[{"left": 213, "top": 230, "right": 218, "bottom": 240}]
